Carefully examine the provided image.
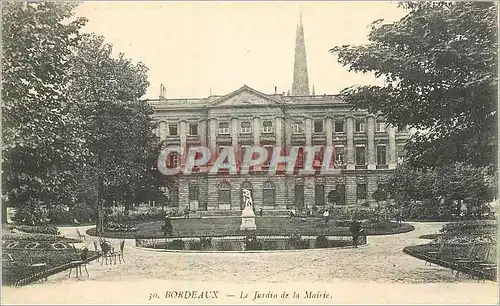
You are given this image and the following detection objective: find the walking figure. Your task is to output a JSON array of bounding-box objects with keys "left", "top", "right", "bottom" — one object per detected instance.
[
  {"left": 349, "top": 218, "right": 362, "bottom": 248},
  {"left": 162, "top": 215, "right": 173, "bottom": 237}
]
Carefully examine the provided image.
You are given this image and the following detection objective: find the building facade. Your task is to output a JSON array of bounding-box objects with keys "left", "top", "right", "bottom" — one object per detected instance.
[{"left": 147, "top": 16, "right": 409, "bottom": 212}]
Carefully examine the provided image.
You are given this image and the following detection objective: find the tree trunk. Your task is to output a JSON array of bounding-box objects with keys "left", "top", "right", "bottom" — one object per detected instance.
[
  {"left": 2, "top": 202, "right": 8, "bottom": 224},
  {"left": 95, "top": 177, "right": 104, "bottom": 235}
]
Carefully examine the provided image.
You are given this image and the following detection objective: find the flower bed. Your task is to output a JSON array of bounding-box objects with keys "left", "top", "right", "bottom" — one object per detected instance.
[
  {"left": 10, "top": 225, "right": 60, "bottom": 235},
  {"left": 105, "top": 221, "right": 138, "bottom": 232},
  {"left": 2, "top": 233, "right": 79, "bottom": 243}
]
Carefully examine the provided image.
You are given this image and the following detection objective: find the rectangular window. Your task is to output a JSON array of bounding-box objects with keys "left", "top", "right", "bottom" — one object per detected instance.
[
  {"left": 293, "top": 121, "right": 304, "bottom": 134},
  {"left": 335, "top": 146, "right": 345, "bottom": 165},
  {"left": 355, "top": 146, "right": 366, "bottom": 165},
  {"left": 240, "top": 145, "right": 250, "bottom": 163},
  {"left": 377, "top": 183, "right": 388, "bottom": 200},
  {"left": 240, "top": 121, "right": 252, "bottom": 134},
  {"left": 262, "top": 120, "right": 273, "bottom": 133},
  {"left": 296, "top": 147, "right": 305, "bottom": 167},
  {"left": 218, "top": 122, "right": 229, "bottom": 134},
  {"left": 356, "top": 119, "right": 365, "bottom": 132},
  {"left": 168, "top": 124, "right": 178, "bottom": 136},
  {"left": 314, "top": 120, "right": 324, "bottom": 133},
  {"left": 357, "top": 184, "right": 367, "bottom": 200},
  {"left": 189, "top": 123, "right": 198, "bottom": 136},
  {"left": 168, "top": 153, "right": 179, "bottom": 168},
  {"left": 377, "top": 145, "right": 387, "bottom": 165},
  {"left": 377, "top": 122, "right": 386, "bottom": 132},
  {"left": 189, "top": 186, "right": 199, "bottom": 201},
  {"left": 334, "top": 119, "right": 344, "bottom": 133},
  {"left": 263, "top": 146, "right": 273, "bottom": 166},
  {"left": 315, "top": 184, "right": 325, "bottom": 205}
]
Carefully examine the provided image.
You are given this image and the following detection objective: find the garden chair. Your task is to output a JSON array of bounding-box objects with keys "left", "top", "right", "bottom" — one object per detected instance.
[
  {"left": 100, "top": 241, "right": 116, "bottom": 265},
  {"left": 425, "top": 238, "right": 446, "bottom": 266},
  {"left": 68, "top": 247, "right": 89, "bottom": 278},
  {"left": 76, "top": 229, "right": 86, "bottom": 241},
  {"left": 453, "top": 242, "right": 484, "bottom": 278},
  {"left": 467, "top": 244, "right": 497, "bottom": 281}
]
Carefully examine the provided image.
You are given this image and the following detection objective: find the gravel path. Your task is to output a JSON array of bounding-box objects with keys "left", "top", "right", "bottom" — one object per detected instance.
[{"left": 3, "top": 222, "right": 498, "bottom": 304}]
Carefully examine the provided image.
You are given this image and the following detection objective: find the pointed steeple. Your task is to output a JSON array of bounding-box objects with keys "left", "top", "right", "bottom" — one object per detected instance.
[{"left": 291, "top": 12, "right": 310, "bottom": 96}]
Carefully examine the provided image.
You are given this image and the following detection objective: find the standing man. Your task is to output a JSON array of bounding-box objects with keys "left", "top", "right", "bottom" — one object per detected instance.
[
  {"left": 259, "top": 208, "right": 263, "bottom": 217},
  {"left": 349, "top": 218, "right": 362, "bottom": 248},
  {"left": 162, "top": 215, "right": 173, "bottom": 237}
]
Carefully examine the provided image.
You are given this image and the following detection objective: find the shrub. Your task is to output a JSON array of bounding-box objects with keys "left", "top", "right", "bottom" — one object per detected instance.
[
  {"left": 105, "top": 221, "right": 137, "bottom": 232},
  {"left": 315, "top": 235, "right": 329, "bottom": 248},
  {"left": 166, "top": 239, "right": 185, "bottom": 250},
  {"left": 200, "top": 237, "right": 212, "bottom": 250},
  {"left": 287, "top": 233, "right": 309, "bottom": 249},
  {"left": 46, "top": 206, "right": 73, "bottom": 224},
  {"left": 244, "top": 235, "right": 263, "bottom": 251},
  {"left": 13, "top": 205, "right": 49, "bottom": 225}
]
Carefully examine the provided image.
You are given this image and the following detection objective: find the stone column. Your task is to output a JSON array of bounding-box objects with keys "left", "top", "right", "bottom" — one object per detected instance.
[
  {"left": 367, "top": 115, "right": 376, "bottom": 170},
  {"left": 388, "top": 124, "right": 397, "bottom": 169},
  {"left": 209, "top": 118, "right": 217, "bottom": 163},
  {"left": 326, "top": 116, "right": 333, "bottom": 147},
  {"left": 305, "top": 117, "right": 312, "bottom": 146},
  {"left": 199, "top": 119, "right": 207, "bottom": 147},
  {"left": 285, "top": 117, "right": 292, "bottom": 147},
  {"left": 346, "top": 115, "right": 355, "bottom": 170},
  {"left": 275, "top": 116, "right": 283, "bottom": 147},
  {"left": 159, "top": 121, "right": 166, "bottom": 140},
  {"left": 231, "top": 117, "right": 238, "bottom": 148},
  {"left": 253, "top": 116, "right": 260, "bottom": 146},
  {"left": 180, "top": 120, "right": 187, "bottom": 166}
]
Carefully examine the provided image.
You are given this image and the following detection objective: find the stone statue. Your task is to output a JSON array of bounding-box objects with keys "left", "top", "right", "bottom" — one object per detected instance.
[
  {"left": 242, "top": 189, "right": 253, "bottom": 208},
  {"left": 240, "top": 189, "right": 256, "bottom": 231}
]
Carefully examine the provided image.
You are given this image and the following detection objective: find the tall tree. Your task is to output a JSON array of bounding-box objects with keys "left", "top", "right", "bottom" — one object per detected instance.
[
  {"left": 2, "top": 2, "right": 88, "bottom": 224},
  {"left": 330, "top": 2, "right": 497, "bottom": 168},
  {"left": 68, "top": 34, "right": 155, "bottom": 233}
]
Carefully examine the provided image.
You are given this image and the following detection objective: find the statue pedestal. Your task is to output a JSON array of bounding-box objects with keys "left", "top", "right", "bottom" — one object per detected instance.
[{"left": 240, "top": 206, "right": 257, "bottom": 231}]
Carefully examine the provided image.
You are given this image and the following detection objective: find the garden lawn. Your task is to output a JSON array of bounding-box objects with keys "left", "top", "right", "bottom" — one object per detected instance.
[{"left": 89, "top": 217, "right": 414, "bottom": 238}]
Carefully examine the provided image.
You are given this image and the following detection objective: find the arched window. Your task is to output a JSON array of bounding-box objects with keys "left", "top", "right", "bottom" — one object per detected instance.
[
  {"left": 263, "top": 180, "right": 275, "bottom": 207},
  {"left": 218, "top": 180, "right": 231, "bottom": 209},
  {"left": 240, "top": 180, "right": 253, "bottom": 209}
]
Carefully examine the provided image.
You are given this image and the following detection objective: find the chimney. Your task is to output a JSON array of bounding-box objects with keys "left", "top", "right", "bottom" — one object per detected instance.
[{"left": 159, "top": 84, "right": 167, "bottom": 99}]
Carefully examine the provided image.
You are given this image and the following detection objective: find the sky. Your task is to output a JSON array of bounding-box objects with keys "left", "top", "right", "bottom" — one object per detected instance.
[{"left": 73, "top": 1, "right": 408, "bottom": 99}]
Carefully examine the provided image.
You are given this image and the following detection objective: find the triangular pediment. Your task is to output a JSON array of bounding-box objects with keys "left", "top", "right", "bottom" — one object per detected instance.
[{"left": 209, "top": 85, "right": 282, "bottom": 107}]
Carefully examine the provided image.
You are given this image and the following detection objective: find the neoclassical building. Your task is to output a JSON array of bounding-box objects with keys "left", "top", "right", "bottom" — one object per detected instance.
[{"left": 147, "top": 16, "right": 409, "bottom": 212}]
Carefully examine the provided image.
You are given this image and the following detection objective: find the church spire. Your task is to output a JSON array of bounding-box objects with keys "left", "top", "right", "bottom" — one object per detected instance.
[{"left": 291, "top": 12, "right": 310, "bottom": 96}]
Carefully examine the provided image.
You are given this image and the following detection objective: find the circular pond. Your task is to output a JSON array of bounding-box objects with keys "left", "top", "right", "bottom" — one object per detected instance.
[{"left": 136, "top": 234, "right": 367, "bottom": 252}]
